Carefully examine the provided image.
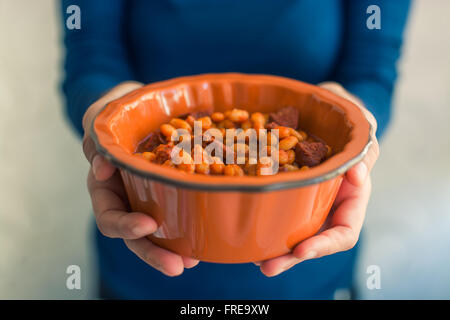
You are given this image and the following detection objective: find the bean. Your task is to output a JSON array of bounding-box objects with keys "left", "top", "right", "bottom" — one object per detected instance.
[
  {"left": 251, "top": 112, "right": 266, "bottom": 130},
  {"left": 224, "top": 164, "right": 244, "bottom": 176},
  {"left": 160, "top": 124, "right": 177, "bottom": 138},
  {"left": 241, "top": 120, "right": 252, "bottom": 130},
  {"left": 211, "top": 112, "right": 225, "bottom": 122},
  {"left": 326, "top": 145, "right": 332, "bottom": 158},
  {"left": 198, "top": 116, "right": 212, "bottom": 130},
  {"left": 279, "top": 136, "right": 298, "bottom": 150},
  {"left": 233, "top": 164, "right": 245, "bottom": 176},
  {"left": 223, "top": 119, "right": 236, "bottom": 129},
  {"left": 299, "top": 130, "right": 308, "bottom": 140},
  {"left": 178, "top": 163, "right": 195, "bottom": 173},
  {"left": 281, "top": 164, "right": 298, "bottom": 172},
  {"left": 279, "top": 150, "right": 289, "bottom": 165},
  {"left": 186, "top": 115, "right": 196, "bottom": 128},
  {"left": 289, "top": 128, "right": 304, "bottom": 142},
  {"left": 287, "top": 149, "right": 296, "bottom": 164},
  {"left": 228, "top": 109, "right": 249, "bottom": 123},
  {"left": 210, "top": 157, "right": 225, "bottom": 175},
  {"left": 170, "top": 118, "right": 192, "bottom": 133},
  {"left": 195, "top": 162, "right": 210, "bottom": 175},
  {"left": 276, "top": 126, "right": 291, "bottom": 139},
  {"left": 142, "top": 152, "right": 156, "bottom": 162},
  {"left": 162, "top": 160, "right": 175, "bottom": 167}
]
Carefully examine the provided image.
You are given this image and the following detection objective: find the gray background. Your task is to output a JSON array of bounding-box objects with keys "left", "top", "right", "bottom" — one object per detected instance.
[{"left": 0, "top": 0, "right": 449, "bottom": 299}]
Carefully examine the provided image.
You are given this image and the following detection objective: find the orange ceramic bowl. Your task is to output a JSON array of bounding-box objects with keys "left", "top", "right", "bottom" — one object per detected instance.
[{"left": 92, "top": 73, "right": 371, "bottom": 263}]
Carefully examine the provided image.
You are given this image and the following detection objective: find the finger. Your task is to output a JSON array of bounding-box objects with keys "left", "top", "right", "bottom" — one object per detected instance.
[
  {"left": 346, "top": 134, "right": 379, "bottom": 187},
  {"left": 261, "top": 177, "right": 371, "bottom": 277},
  {"left": 83, "top": 136, "right": 116, "bottom": 181},
  {"left": 182, "top": 256, "right": 200, "bottom": 269},
  {"left": 293, "top": 177, "right": 371, "bottom": 261},
  {"left": 92, "top": 190, "right": 157, "bottom": 239},
  {"left": 318, "top": 82, "right": 364, "bottom": 108},
  {"left": 361, "top": 136, "right": 380, "bottom": 174},
  {"left": 82, "top": 135, "right": 98, "bottom": 164},
  {"left": 82, "top": 81, "right": 143, "bottom": 133},
  {"left": 88, "top": 170, "right": 157, "bottom": 239},
  {"left": 259, "top": 253, "right": 303, "bottom": 277},
  {"left": 319, "top": 81, "right": 378, "bottom": 132},
  {"left": 92, "top": 154, "right": 116, "bottom": 181},
  {"left": 87, "top": 168, "right": 128, "bottom": 199},
  {"left": 345, "top": 162, "right": 368, "bottom": 187},
  {"left": 124, "top": 238, "right": 185, "bottom": 277},
  {"left": 82, "top": 82, "right": 143, "bottom": 181},
  {"left": 319, "top": 82, "right": 379, "bottom": 186}
]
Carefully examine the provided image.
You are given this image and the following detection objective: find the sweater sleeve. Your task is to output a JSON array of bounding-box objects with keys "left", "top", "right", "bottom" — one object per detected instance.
[
  {"left": 60, "top": 0, "right": 135, "bottom": 137},
  {"left": 332, "top": 0, "right": 412, "bottom": 139}
]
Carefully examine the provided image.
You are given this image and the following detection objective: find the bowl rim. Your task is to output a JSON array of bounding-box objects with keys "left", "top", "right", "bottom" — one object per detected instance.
[{"left": 91, "top": 73, "right": 372, "bottom": 192}]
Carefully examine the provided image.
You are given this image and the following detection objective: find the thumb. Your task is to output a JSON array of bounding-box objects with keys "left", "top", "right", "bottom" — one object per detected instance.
[
  {"left": 319, "top": 82, "right": 379, "bottom": 186},
  {"left": 345, "top": 162, "right": 368, "bottom": 187},
  {"left": 82, "top": 136, "right": 116, "bottom": 181},
  {"left": 82, "top": 81, "right": 144, "bottom": 134},
  {"left": 82, "top": 81, "right": 143, "bottom": 181}
]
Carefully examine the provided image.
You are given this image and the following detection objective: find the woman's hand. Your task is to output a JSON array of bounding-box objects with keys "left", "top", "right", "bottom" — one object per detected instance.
[
  {"left": 258, "top": 82, "right": 380, "bottom": 277},
  {"left": 82, "top": 81, "right": 199, "bottom": 276}
]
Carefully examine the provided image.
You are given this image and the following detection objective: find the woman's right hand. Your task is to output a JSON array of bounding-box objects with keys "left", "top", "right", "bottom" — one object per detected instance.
[{"left": 82, "top": 81, "right": 199, "bottom": 276}]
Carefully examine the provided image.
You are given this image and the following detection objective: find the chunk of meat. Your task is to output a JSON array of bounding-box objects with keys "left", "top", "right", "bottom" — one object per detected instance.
[
  {"left": 154, "top": 144, "right": 174, "bottom": 164},
  {"left": 157, "top": 132, "right": 167, "bottom": 145},
  {"left": 295, "top": 141, "right": 328, "bottom": 167},
  {"left": 269, "top": 106, "right": 299, "bottom": 129},
  {"left": 265, "top": 121, "right": 280, "bottom": 130},
  {"left": 136, "top": 132, "right": 164, "bottom": 153}
]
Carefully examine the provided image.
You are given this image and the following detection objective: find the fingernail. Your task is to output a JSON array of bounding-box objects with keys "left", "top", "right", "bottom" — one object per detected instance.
[{"left": 92, "top": 155, "right": 101, "bottom": 178}]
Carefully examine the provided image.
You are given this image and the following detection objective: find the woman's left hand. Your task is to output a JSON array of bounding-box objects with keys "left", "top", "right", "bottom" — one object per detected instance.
[{"left": 258, "top": 82, "right": 380, "bottom": 277}]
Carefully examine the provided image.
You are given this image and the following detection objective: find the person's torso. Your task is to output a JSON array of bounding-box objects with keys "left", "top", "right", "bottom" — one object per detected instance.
[{"left": 126, "top": 0, "right": 343, "bottom": 83}]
